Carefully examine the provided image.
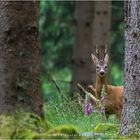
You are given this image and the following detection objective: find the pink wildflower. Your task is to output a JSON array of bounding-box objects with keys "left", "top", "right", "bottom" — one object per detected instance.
[
  {"left": 85, "top": 98, "right": 94, "bottom": 116},
  {"left": 100, "top": 95, "right": 104, "bottom": 101},
  {"left": 89, "top": 102, "right": 94, "bottom": 113},
  {"left": 100, "top": 107, "right": 105, "bottom": 113}
]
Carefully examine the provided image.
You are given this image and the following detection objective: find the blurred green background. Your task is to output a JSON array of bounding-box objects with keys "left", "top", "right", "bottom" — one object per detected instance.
[{"left": 39, "top": 1, "right": 124, "bottom": 102}]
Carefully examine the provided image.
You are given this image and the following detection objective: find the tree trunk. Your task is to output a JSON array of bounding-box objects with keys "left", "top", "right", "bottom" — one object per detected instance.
[
  {"left": 92, "top": 1, "right": 111, "bottom": 47},
  {"left": 120, "top": 1, "right": 140, "bottom": 136},
  {"left": 72, "top": 1, "right": 111, "bottom": 94},
  {"left": 0, "top": 1, "right": 44, "bottom": 117}
]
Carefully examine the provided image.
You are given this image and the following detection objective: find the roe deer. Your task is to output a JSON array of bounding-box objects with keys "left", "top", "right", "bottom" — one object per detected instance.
[{"left": 91, "top": 46, "right": 123, "bottom": 119}]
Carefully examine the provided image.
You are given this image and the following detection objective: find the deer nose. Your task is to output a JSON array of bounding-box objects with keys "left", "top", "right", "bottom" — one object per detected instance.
[{"left": 100, "top": 71, "right": 104, "bottom": 76}]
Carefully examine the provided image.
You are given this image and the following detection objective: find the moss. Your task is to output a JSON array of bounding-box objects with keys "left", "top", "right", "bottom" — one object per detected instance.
[
  {"left": 116, "top": 135, "right": 131, "bottom": 140},
  {"left": 32, "top": 133, "right": 70, "bottom": 139},
  {"left": 47, "top": 124, "right": 81, "bottom": 139},
  {"left": 94, "top": 123, "right": 119, "bottom": 134},
  {"left": 0, "top": 112, "right": 50, "bottom": 139},
  {"left": 93, "top": 123, "right": 119, "bottom": 139},
  {"left": 32, "top": 124, "right": 82, "bottom": 139},
  {"left": 0, "top": 115, "right": 16, "bottom": 139},
  {"left": 94, "top": 123, "right": 139, "bottom": 139},
  {"left": 0, "top": 113, "right": 82, "bottom": 139},
  {"left": 13, "top": 129, "right": 34, "bottom": 139},
  {"left": 48, "top": 124, "right": 79, "bottom": 135}
]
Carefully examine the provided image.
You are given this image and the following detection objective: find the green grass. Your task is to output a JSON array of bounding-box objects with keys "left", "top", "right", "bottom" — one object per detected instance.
[{"left": 44, "top": 98, "right": 118, "bottom": 133}]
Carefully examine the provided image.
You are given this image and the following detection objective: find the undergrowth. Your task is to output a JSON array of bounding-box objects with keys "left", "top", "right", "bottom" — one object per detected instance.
[{"left": 44, "top": 98, "right": 118, "bottom": 133}]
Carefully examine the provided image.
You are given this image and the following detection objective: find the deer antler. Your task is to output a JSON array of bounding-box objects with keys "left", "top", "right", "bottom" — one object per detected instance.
[
  {"left": 96, "top": 44, "right": 99, "bottom": 58},
  {"left": 104, "top": 44, "right": 108, "bottom": 57}
]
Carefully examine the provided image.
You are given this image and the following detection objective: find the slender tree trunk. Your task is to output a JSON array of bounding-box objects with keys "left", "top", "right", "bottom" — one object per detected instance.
[
  {"left": 72, "top": 1, "right": 111, "bottom": 94},
  {"left": 0, "top": 1, "right": 44, "bottom": 117},
  {"left": 120, "top": 1, "right": 140, "bottom": 136},
  {"left": 92, "top": 1, "right": 111, "bottom": 48}
]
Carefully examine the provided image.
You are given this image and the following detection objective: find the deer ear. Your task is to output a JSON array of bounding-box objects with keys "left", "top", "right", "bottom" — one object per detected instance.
[
  {"left": 104, "top": 54, "right": 109, "bottom": 64},
  {"left": 91, "top": 53, "right": 99, "bottom": 64}
]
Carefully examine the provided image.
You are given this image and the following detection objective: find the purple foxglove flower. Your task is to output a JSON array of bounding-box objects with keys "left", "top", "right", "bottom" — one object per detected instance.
[
  {"left": 100, "top": 107, "right": 105, "bottom": 113},
  {"left": 85, "top": 98, "right": 90, "bottom": 116},
  {"left": 89, "top": 102, "right": 94, "bottom": 113},
  {"left": 85, "top": 97, "right": 95, "bottom": 116},
  {"left": 100, "top": 95, "right": 104, "bottom": 101},
  {"left": 86, "top": 108, "right": 90, "bottom": 116}
]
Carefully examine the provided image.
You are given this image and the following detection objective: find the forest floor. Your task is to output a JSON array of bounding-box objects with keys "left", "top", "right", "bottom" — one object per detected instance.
[
  {"left": 0, "top": 97, "right": 131, "bottom": 139},
  {"left": 44, "top": 98, "right": 121, "bottom": 139}
]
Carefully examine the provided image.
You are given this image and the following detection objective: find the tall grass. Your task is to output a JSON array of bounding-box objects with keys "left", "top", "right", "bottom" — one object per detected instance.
[{"left": 44, "top": 98, "right": 118, "bottom": 132}]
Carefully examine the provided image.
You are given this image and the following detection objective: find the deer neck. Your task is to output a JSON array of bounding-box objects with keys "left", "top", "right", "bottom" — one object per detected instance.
[{"left": 96, "top": 74, "right": 109, "bottom": 97}]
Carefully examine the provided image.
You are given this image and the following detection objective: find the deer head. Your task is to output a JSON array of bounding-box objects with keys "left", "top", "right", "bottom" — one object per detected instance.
[{"left": 91, "top": 45, "right": 109, "bottom": 77}]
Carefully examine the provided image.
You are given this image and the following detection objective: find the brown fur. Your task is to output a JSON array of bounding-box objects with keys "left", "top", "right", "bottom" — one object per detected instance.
[
  {"left": 92, "top": 51, "right": 123, "bottom": 119},
  {"left": 95, "top": 68, "right": 123, "bottom": 119}
]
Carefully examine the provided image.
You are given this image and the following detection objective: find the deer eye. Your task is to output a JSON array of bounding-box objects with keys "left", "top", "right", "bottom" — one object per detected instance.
[
  {"left": 104, "top": 65, "right": 107, "bottom": 69},
  {"left": 96, "top": 66, "right": 99, "bottom": 69}
]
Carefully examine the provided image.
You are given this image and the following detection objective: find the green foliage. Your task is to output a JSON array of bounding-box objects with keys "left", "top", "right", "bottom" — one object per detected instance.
[
  {"left": 110, "top": 2, "right": 124, "bottom": 85},
  {"left": 110, "top": 64, "right": 124, "bottom": 85},
  {"left": 45, "top": 99, "right": 118, "bottom": 133},
  {"left": 40, "top": 1, "right": 74, "bottom": 72},
  {"left": 40, "top": 1, "right": 75, "bottom": 98},
  {"left": 41, "top": 67, "right": 72, "bottom": 101},
  {"left": 45, "top": 98, "right": 138, "bottom": 139},
  {"left": 111, "top": 2, "right": 124, "bottom": 68}
]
